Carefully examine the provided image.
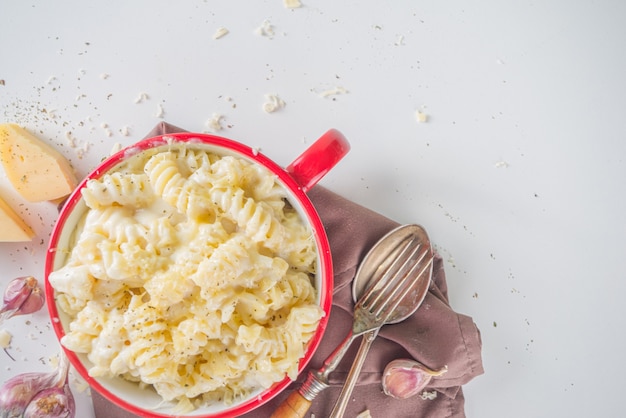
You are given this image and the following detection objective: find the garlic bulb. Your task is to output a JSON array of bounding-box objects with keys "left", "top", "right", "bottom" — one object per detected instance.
[
  {"left": 381, "top": 358, "right": 448, "bottom": 400},
  {"left": 0, "top": 351, "right": 75, "bottom": 418},
  {"left": 0, "top": 369, "right": 57, "bottom": 416}
]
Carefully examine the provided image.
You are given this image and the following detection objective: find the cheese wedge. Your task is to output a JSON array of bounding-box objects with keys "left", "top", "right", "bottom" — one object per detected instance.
[
  {"left": 0, "top": 123, "right": 78, "bottom": 202},
  {"left": 0, "top": 195, "right": 34, "bottom": 241}
]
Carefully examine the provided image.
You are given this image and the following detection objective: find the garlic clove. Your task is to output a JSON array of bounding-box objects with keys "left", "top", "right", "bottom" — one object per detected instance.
[
  {"left": 0, "top": 352, "right": 74, "bottom": 417},
  {"left": 0, "top": 371, "right": 57, "bottom": 416},
  {"left": 16, "top": 285, "right": 46, "bottom": 316},
  {"left": 382, "top": 358, "right": 448, "bottom": 400},
  {"left": 0, "top": 276, "right": 45, "bottom": 324},
  {"left": 23, "top": 385, "right": 76, "bottom": 418}
]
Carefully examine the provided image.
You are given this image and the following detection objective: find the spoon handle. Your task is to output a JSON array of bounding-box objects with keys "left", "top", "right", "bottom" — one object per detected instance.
[{"left": 328, "top": 329, "right": 379, "bottom": 418}]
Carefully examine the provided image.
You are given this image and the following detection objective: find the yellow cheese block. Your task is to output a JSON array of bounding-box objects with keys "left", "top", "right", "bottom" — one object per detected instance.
[
  {"left": 0, "top": 123, "right": 78, "bottom": 202},
  {"left": 0, "top": 195, "right": 34, "bottom": 242}
]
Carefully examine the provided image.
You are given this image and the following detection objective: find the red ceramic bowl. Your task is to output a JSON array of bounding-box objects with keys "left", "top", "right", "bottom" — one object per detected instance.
[{"left": 45, "top": 129, "right": 349, "bottom": 417}]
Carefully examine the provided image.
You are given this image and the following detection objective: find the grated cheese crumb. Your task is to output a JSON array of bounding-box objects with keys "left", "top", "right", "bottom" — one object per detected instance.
[
  {"left": 284, "top": 0, "right": 302, "bottom": 8},
  {"left": 119, "top": 126, "right": 130, "bottom": 136},
  {"left": 110, "top": 142, "right": 123, "bottom": 155},
  {"left": 356, "top": 409, "right": 373, "bottom": 418},
  {"left": 155, "top": 103, "right": 165, "bottom": 118},
  {"left": 213, "top": 27, "right": 229, "bottom": 39},
  {"left": 420, "top": 390, "right": 438, "bottom": 400},
  {"left": 317, "top": 86, "right": 349, "bottom": 99},
  {"left": 262, "top": 94, "right": 286, "bottom": 113},
  {"left": 205, "top": 113, "right": 224, "bottom": 132},
  {"left": 100, "top": 73, "right": 110, "bottom": 80},
  {"left": 0, "top": 329, "right": 12, "bottom": 348},
  {"left": 255, "top": 20, "right": 275, "bottom": 38},
  {"left": 416, "top": 110, "right": 428, "bottom": 123},
  {"left": 134, "top": 92, "right": 150, "bottom": 104}
]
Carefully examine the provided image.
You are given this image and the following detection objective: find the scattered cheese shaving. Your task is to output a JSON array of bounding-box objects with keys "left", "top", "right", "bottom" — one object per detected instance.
[
  {"left": 213, "top": 27, "right": 229, "bottom": 39},
  {"left": 205, "top": 113, "right": 224, "bottom": 132},
  {"left": 156, "top": 103, "right": 165, "bottom": 118},
  {"left": 255, "top": 20, "right": 275, "bottom": 38},
  {"left": 110, "top": 142, "right": 123, "bottom": 155},
  {"left": 119, "top": 126, "right": 130, "bottom": 136},
  {"left": 262, "top": 94, "right": 286, "bottom": 113},
  {"left": 0, "top": 329, "right": 12, "bottom": 349},
  {"left": 356, "top": 409, "right": 373, "bottom": 418},
  {"left": 317, "top": 86, "right": 349, "bottom": 98},
  {"left": 283, "top": 0, "right": 302, "bottom": 8},
  {"left": 100, "top": 73, "right": 110, "bottom": 80},
  {"left": 134, "top": 92, "right": 149, "bottom": 104},
  {"left": 420, "top": 390, "right": 438, "bottom": 400},
  {"left": 45, "top": 108, "right": 58, "bottom": 119},
  {"left": 494, "top": 160, "right": 510, "bottom": 168},
  {"left": 416, "top": 110, "right": 428, "bottom": 123}
]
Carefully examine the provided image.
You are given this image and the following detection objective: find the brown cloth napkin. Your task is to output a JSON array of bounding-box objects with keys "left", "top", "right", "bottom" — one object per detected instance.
[{"left": 92, "top": 122, "right": 483, "bottom": 418}]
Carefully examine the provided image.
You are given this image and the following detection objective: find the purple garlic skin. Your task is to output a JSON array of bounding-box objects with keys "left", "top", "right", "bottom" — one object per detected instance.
[
  {"left": 0, "top": 371, "right": 57, "bottom": 417},
  {"left": 0, "top": 352, "right": 73, "bottom": 418},
  {"left": 382, "top": 358, "right": 448, "bottom": 400}
]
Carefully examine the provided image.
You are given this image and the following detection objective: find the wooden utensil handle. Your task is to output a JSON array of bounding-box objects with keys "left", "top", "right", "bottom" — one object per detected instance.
[{"left": 270, "top": 390, "right": 312, "bottom": 418}]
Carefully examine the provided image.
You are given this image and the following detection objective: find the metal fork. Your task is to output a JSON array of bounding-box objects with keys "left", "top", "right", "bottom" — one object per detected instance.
[
  {"left": 271, "top": 224, "right": 433, "bottom": 418},
  {"left": 329, "top": 231, "right": 433, "bottom": 417}
]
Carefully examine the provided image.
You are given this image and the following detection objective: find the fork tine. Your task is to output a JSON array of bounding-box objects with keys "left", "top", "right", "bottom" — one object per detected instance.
[
  {"left": 360, "top": 237, "right": 427, "bottom": 312},
  {"left": 373, "top": 252, "right": 433, "bottom": 320},
  {"left": 368, "top": 244, "right": 431, "bottom": 318},
  {"left": 358, "top": 237, "right": 419, "bottom": 308}
]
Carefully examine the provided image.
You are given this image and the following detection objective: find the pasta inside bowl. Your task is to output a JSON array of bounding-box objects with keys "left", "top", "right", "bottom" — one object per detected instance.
[{"left": 45, "top": 134, "right": 333, "bottom": 417}]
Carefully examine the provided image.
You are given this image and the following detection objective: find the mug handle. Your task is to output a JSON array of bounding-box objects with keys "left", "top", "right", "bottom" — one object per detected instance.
[{"left": 286, "top": 129, "right": 351, "bottom": 193}]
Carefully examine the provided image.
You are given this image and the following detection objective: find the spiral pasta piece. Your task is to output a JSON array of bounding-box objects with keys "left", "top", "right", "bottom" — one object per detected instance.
[{"left": 82, "top": 172, "right": 154, "bottom": 209}]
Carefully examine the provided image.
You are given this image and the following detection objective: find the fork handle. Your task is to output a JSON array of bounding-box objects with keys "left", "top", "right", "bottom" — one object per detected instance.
[
  {"left": 329, "top": 329, "right": 379, "bottom": 418},
  {"left": 270, "top": 390, "right": 312, "bottom": 418}
]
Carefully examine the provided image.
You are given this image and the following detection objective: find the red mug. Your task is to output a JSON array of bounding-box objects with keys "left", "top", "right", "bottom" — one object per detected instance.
[{"left": 45, "top": 129, "right": 350, "bottom": 417}]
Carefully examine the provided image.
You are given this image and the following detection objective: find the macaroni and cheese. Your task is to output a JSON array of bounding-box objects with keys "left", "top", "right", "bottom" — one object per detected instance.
[{"left": 49, "top": 143, "right": 323, "bottom": 410}]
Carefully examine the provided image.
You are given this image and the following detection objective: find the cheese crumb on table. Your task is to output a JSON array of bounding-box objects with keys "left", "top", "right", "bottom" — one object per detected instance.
[
  {"left": 205, "top": 113, "right": 224, "bottom": 132},
  {"left": 420, "top": 390, "right": 438, "bottom": 400},
  {"left": 263, "top": 94, "right": 286, "bottom": 113},
  {"left": 317, "top": 86, "right": 349, "bottom": 98},
  {"left": 0, "top": 329, "right": 12, "bottom": 348},
  {"left": 283, "top": 0, "right": 302, "bottom": 8},
  {"left": 155, "top": 103, "right": 165, "bottom": 118},
  {"left": 213, "top": 27, "right": 229, "bottom": 39},
  {"left": 416, "top": 110, "right": 428, "bottom": 123},
  {"left": 255, "top": 20, "right": 275, "bottom": 38},
  {"left": 134, "top": 92, "right": 149, "bottom": 104}
]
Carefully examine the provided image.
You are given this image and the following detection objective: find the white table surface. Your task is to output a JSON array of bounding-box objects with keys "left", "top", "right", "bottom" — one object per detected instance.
[{"left": 2, "top": 1, "right": 625, "bottom": 417}]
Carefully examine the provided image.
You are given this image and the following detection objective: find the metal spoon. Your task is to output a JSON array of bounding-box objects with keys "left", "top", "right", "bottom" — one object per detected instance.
[
  {"left": 328, "top": 224, "right": 433, "bottom": 417},
  {"left": 270, "top": 224, "right": 433, "bottom": 418}
]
